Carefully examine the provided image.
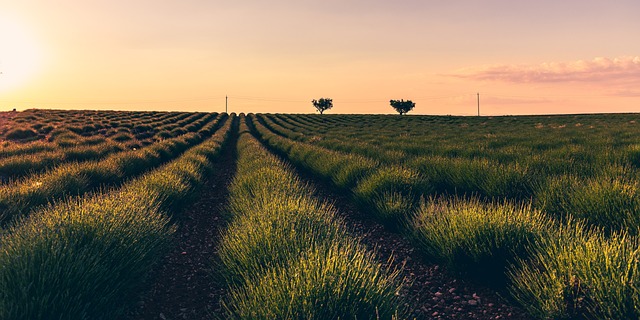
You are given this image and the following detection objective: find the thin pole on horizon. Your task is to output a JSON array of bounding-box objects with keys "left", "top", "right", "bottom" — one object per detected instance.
[
  {"left": 477, "top": 93, "right": 480, "bottom": 116},
  {"left": 225, "top": 95, "right": 228, "bottom": 114}
]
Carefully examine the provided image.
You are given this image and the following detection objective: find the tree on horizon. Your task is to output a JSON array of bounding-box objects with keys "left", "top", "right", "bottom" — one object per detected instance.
[
  {"left": 390, "top": 99, "right": 415, "bottom": 115},
  {"left": 312, "top": 98, "right": 333, "bottom": 114}
]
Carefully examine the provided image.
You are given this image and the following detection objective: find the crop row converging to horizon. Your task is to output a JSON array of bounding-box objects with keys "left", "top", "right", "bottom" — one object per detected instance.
[{"left": 3, "top": 109, "right": 640, "bottom": 319}]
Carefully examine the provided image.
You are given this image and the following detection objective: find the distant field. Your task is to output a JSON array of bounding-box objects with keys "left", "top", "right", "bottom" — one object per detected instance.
[{"left": 3, "top": 109, "right": 640, "bottom": 319}]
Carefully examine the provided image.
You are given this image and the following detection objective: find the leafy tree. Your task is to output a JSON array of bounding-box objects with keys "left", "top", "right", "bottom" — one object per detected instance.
[
  {"left": 312, "top": 98, "right": 333, "bottom": 114},
  {"left": 390, "top": 99, "right": 415, "bottom": 115}
]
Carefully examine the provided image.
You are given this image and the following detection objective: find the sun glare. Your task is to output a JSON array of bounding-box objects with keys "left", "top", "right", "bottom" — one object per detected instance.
[{"left": 0, "top": 14, "right": 45, "bottom": 94}]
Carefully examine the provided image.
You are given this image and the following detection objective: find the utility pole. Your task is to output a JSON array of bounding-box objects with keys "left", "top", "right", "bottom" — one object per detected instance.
[
  {"left": 225, "top": 95, "right": 228, "bottom": 114},
  {"left": 477, "top": 92, "right": 480, "bottom": 116}
]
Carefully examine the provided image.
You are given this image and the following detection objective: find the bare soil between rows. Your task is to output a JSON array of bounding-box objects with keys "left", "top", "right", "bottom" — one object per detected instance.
[
  {"left": 127, "top": 125, "right": 531, "bottom": 319},
  {"left": 126, "top": 129, "right": 238, "bottom": 320},
  {"left": 266, "top": 149, "right": 532, "bottom": 319}
]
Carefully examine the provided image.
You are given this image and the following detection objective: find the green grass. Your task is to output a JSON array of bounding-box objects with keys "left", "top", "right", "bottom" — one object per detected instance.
[
  {"left": 6, "top": 110, "right": 640, "bottom": 318},
  {"left": 411, "top": 197, "right": 552, "bottom": 285},
  {"left": 252, "top": 115, "right": 422, "bottom": 228},
  {"left": 4, "top": 127, "right": 39, "bottom": 141},
  {"left": 354, "top": 166, "right": 428, "bottom": 226},
  {"left": 0, "top": 141, "right": 126, "bottom": 180},
  {"left": 223, "top": 242, "right": 402, "bottom": 320},
  {"left": 267, "top": 113, "right": 639, "bottom": 198},
  {"left": 0, "top": 113, "right": 233, "bottom": 320},
  {"left": 509, "top": 222, "right": 640, "bottom": 319},
  {"left": 220, "top": 188, "right": 352, "bottom": 283},
  {"left": 0, "top": 187, "right": 174, "bottom": 320},
  {"left": 217, "top": 118, "right": 404, "bottom": 319},
  {"left": 535, "top": 169, "right": 640, "bottom": 235},
  {"left": 251, "top": 113, "right": 640, "bottom": 317},
  {"left": 0, "top": 114, "right": 226, "bottom": 225},
  {"left": 0, "top": 141, "right": 55, "bottom": 159}
]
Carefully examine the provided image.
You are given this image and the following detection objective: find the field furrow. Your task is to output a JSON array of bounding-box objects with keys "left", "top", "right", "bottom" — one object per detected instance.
[
  {"left": 214, "top": 116, "right": 404, "bottom": 319},
  {"left": 251, "top": 120, "right": 530, "bottom": 319},
  {"left": 0, "top": 113, "right": 225, "bottom": 225},
  {"left": 250, "top": 113, "right": 640, "bottom": 319},
  {"left": 0, "top": 112, "right": 219, "bottom": 182},
  {"left": 0, "top": 113, "right": 234, "bottom": 320},
  {"left": 4, "top": 109, "right": 640, "bottom": 319},
  {"left": 127, "top": 116, "right": 239, "bottom": 319}
]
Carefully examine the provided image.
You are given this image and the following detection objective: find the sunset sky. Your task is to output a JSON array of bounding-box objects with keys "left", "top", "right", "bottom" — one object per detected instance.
[{"left": 1, "top": 0, "right": 639, "bottom": 115}]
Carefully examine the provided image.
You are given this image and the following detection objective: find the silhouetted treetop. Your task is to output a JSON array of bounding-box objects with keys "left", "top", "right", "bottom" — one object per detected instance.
[
  {"left": 312, "top": 98, "right": 333, "bottom": 114},
  {"left": 390, "top": 99, "right": 415, "bottom": 115}
]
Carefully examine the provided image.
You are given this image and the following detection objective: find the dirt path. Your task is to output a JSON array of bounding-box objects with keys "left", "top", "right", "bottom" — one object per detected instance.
[
  {"left": 127, "top": 127, "right": 238, "bottom": 320},
  {"left": 269, "top": 154, "right": 531, "bottom": 319},
  {"left": 126, "top": 120, "right": 531, "bottom": 319}
]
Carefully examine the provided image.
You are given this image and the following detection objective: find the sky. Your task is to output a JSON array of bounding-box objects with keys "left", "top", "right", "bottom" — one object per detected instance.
[{"left": 1, "top": 0, "right": 639, "bottom": 115}]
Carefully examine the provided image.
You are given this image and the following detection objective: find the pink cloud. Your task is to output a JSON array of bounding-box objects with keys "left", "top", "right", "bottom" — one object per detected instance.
[{"left": 451, "top": 56, "right": 640, "bottom": 84}]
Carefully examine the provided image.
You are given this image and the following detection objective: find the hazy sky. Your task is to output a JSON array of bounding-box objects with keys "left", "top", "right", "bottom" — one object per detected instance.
[{"left": 1, "top": 0, "right": 639, "bottom": 115}]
